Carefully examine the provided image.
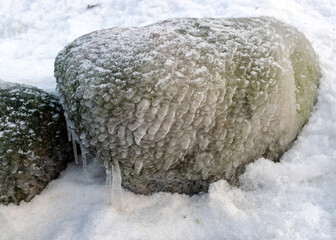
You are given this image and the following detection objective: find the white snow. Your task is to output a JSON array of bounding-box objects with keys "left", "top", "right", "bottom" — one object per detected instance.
[{"left": 0, "top": 0, "right": 336, "bottom": 239}]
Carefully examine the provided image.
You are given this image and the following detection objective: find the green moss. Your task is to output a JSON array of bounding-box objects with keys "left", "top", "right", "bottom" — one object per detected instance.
[
  {"left": 291, "top": 50, "right": 319, "bottom": 118},
  {"left": 0, "top": 82, "right": 73, "bottom": 205}
]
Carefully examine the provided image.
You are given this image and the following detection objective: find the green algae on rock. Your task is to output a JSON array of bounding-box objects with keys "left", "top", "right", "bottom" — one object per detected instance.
[
  {"left": 54, "top": 17, "right": 320, "bottom": 195},
  {"left": 0, "top": 81, "right": 73, "bottom": 205}
]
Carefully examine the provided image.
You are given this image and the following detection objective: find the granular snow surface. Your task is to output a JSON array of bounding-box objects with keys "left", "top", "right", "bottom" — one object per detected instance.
[{"left": 0, "top": 0, "right": 336, "bottom": 240}]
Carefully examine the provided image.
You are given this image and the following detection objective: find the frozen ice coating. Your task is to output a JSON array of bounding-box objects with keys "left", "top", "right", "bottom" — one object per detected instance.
[
  {"left": 54, "top": 17, "right": 320, "bottom": 195},
  {"left": 0, "top": 81, "right": 73, "bottom": 205}
]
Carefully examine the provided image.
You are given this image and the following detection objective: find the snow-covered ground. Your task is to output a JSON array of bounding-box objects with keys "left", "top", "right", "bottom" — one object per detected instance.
[{"left": 1, "top": 0, "right": 336, "bottom": 239}]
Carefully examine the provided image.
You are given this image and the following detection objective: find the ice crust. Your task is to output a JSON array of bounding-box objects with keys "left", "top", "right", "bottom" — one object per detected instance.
[{"left": 54, "top": 17, "right": 320, "bottom": 195}]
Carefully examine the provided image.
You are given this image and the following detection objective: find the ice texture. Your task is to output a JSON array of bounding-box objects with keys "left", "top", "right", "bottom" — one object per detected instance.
[
  {"left": 0, "top": 81, "right": 73, "bottom": 204},
  {"left": 54, "top": 17, "right": 320, "bottom": 195}
]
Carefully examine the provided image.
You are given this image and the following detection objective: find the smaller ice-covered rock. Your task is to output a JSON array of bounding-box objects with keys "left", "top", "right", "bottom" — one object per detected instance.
[{"left": 0, "top": 81, "right": 73, "bottom": 205}]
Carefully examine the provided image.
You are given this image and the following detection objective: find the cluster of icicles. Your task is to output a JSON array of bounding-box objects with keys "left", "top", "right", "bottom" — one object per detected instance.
[{"left": 65, "top": 118, "right": 123, "bottom": 211}]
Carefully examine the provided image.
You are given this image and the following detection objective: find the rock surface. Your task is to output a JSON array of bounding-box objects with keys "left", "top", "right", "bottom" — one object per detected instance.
[
  {"left": 54, "top": 17, "right": 320, "bottom": 195},
  {"left": 0, "top": 81, "right": 73, "bottom": 204}
]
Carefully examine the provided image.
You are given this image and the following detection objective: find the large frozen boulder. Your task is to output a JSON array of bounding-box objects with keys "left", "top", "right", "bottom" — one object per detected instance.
[
  {"left": 0, "top": 81, "right": 73, "bottom": 205},
  {"left": 54, "top": 17, "right": 320, "bottom": 195}
]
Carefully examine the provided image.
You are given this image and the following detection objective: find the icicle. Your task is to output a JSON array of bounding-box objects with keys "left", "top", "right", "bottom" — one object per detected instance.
[
  {"left": 67, "top": 125, "right": 72, "bottom": 141},
  {"left": 72, "top": 137, "right": 79, "bottom": 164},
  {"left": 82, "top": 153, "right": 88, "bottom": 177},
  {"left": 65, "top": 116, "right": 72, "bottom": 142},
  {"left": 111, "top": 160, "right": 122, "bottom": 211},
  {"left": 93, "top": 157, "right": 98, "bottom": 166},
  {"left": 105, "top": 168, "right": 112, "bottom": 205},
  {"left": 94, "top": 151, "right": 102, "bottom": 167},
  {"left": 80, "top": 143, "right": 88, "bottom": 179}
]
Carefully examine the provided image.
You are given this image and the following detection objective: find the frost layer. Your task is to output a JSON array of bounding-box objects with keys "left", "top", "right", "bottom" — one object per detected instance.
[
  {"left": 54, "top": 17, "right": 320, "bottom": 195},
  {"left": 0, "top": 81, "right": 73, "bottom": 204}
]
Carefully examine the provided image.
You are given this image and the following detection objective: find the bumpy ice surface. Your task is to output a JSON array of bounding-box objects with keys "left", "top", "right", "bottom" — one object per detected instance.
[{"left": 55, "top": 17, "right": 319, "bottom": 194}]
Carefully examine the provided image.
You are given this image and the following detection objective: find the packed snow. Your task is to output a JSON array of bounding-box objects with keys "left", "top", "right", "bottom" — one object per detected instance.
[{"left": 0, "top": 0, "right": 336, "bottom": 240}]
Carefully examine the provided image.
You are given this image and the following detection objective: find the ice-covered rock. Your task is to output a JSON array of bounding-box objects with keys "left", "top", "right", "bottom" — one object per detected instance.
[
  {"left": 0, "top": 81, "right": 73, "bottom": 205},
  {"left": 54, "top": 17, "right": 320, "bottom": 195}
]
